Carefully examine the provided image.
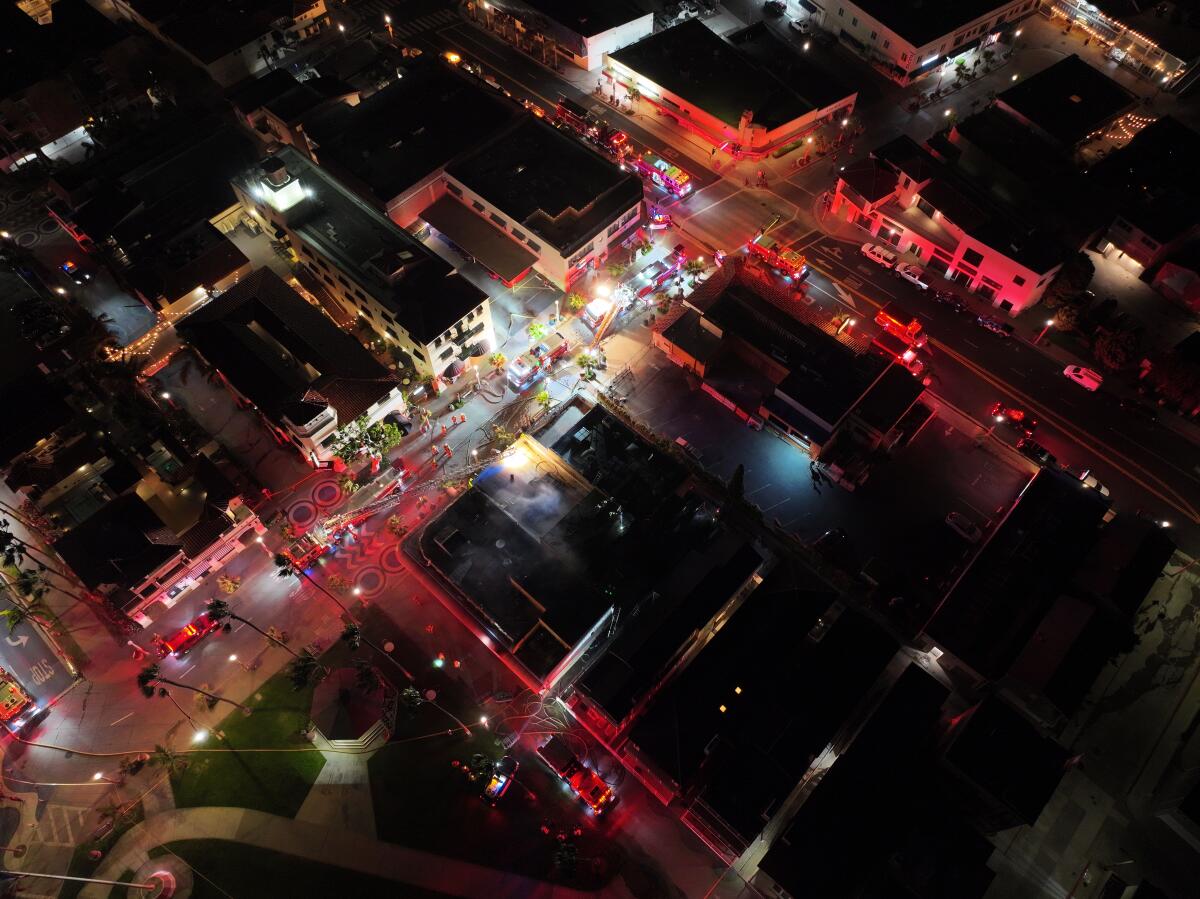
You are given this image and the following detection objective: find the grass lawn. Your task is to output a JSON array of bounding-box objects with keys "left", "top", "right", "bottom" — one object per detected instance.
[
  {"left": 108, "top": 840, "right": 454, "bottom": 899},
  {"left": 60, "top": 802, "right": 144, "bottom": 899},
  {"left": 169, "top": 645, "right": 353, "bottom": 817}
]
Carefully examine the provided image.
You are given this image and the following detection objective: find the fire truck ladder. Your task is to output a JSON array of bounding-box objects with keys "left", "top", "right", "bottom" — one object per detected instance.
[
  {"left": 590, "top": 301, "right": 622, "bottom": 349},
  {"left": 752, "top": 215, "right": 782, "bottom": 245}
]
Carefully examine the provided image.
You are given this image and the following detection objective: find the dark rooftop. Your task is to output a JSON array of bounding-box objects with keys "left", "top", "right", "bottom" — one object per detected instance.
[
  {"left": 941, "top": 697, "right": 1068, "bottom": 826},
  {"left": 421, "top": 409, "right": 755, "bottom": 680},
  {"left": 418, "top": 195, "right": 537, "bottom": 283},
  {"left": 1089, "top": 115, "right": 1200, "bottom": 242},
  {"left": 997, "top": 55, "right": 1136, "bottom": 147},
  {"left": 239, "top": 146, "right": 487, "bottom": 344},
  {"left": 759, "top": 665, "right": 951, "bottom": 898},
  {"left": 0, "top": 371, "right": 74, "bottom": 469},
  {"left": 729, "top": 21, "right": 856, "bottom": 111},
  {"left": 0, "top": 0, "right": 129, "bottom": 98},
  {"left": 610, "top": 19, "right": 826, "bottom": 131},
  {"left": 928, "top": 469, "right": 1109, "bottom": 679},
  {"left": 177, "top": 268, "right": 397, "bottom": 428},
  {"left": 307, "top": 61, "right": 516, "bottom": 206},
  {"left": 447, "top": 117, "right": 644, "bottom": 256},
  {"left": 851, "top": 364, "right": 925, "bottom": 433},
  {"left": 839, "top": 156, "right": 899, "bottom": 204},
  {"left": 514, "top": 0, "right": 648, "bottom": 37},
  {"left": 849, "top": 0, "right": 1032, "bottom": 49},
  {"left": 1072, "top": 516, "right": 1176, "bottom": 617},
  {"left": 53, "top": 493, "right": 179, "bottom": 591},
  {"left": 630, "top": 573, "right": 896, "bottom": 842},
  {"left": 153, "top": 0, "right": 304, "bottom": 65}
]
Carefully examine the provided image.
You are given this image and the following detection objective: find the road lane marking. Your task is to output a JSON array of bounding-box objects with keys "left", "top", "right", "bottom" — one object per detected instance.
[{"left": 109, "top": 712, "right": 134, "bottom": 726}]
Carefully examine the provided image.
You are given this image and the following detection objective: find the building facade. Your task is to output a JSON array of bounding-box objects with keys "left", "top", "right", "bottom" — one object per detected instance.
[
  {"left": 474, "top": 0, "right": 653, "bottom": 71},
  {"left": 815, "top": 0, "right": 1037, "bottom": 84}
]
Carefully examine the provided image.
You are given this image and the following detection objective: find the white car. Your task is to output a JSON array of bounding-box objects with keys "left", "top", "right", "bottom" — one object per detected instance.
[
  {"left": 789, "top": 18, "right": 810, "bottom": 33},
  {"left": 945, "top": 511, "right": 983, "bottom": 544},
  {"left": 1062, "top": 365, "right": 1103, "bottom": 391},
  {"left": 894, "top": 262, "right": 928, "bottom": 289},
  {"left": 861, "top": 243, "right": 898, "bottom": 268}
]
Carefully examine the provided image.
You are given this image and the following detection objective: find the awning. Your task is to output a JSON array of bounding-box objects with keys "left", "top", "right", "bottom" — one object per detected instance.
[{"left": 419, "top": 195, "right": 537, "bottom": 284}]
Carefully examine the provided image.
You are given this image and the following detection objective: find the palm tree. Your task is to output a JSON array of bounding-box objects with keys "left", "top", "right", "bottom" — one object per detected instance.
[
  {"left": 605, "top": 260, "right": 628, "bottom": 279},
  {"left": 528, "top": 321, "right": 548, "bottom": 342},
  {"left": 0, "top": 596, "right": 55, "bottom": 634},
  {"left": 626, "top": 84, "right": 641, "bottom": 106},
  {"left": 566, "top": 292, "right": 586, "bottom": 312},
  {"left": 489, "top": 351, "right": 507, "bottom": 371},
  {"left": 205, "top": 598, "right": 304, "bottom": 661},
  {"left": 535, "top": 389, "right": 552, "bottom": 410},
  {"left": 286, "top": 650, "right": 323, "bottom": 691},
  {"left": 149, "top": 744, "right": 189, "bottom": 776},
  {"left": 137, "top": 663, "right": 249, "bottom": 713}
]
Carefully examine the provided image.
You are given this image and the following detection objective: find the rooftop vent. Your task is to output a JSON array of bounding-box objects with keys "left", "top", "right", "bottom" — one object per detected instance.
[{"left": 261, "top": 156, "right": 290, "bottom": 186}]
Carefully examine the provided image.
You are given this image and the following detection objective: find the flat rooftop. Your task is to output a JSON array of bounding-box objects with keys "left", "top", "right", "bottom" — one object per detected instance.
[
  {"left": 629, "top": 569, "right": 897, "bottom": 842},
  {"left": 759, "top": 665, "right": 951, "bottom": 897},
  {"left": 610, "top": 19, "right": 823, "bottom": 131},
  {"left": 447, "top": 117, "right": 644, "bottom": 257},
  {"left": 513, "top": 0, "right": 648, "bottom": 37},
  {"left": 240, "top": 147, "right": 487, "bottom": 345},
  {"left": 421, "top": 409, "right": 720, "bottom": 679},
  {"left": 928, "top": 469, "right": 1110, "bottom": 678},
  {"left": 177, "top": 268, "right": 396, "bottom": 428},
  {"left": 305, "top": 59, "right": 519, "bottom": 206},
  {"left": 154, "top": 0, "right": 302, "bottom": 64},
  {"left": 728, "top": 22, "right": 856, "bottom": 111},
  {"left": 997, "top": 54, "right": 1136, "bottom": 147},
  {"left": 850, "top": 0, "right": 1028, "bottom": 49}
]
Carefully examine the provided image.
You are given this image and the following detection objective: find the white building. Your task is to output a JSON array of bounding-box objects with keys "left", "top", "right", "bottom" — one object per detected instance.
[
  {"left": 480, "top": 0, "right": 653, "bottom": 71},
  {"left": 814, "top": 0, "right": 1037, "bottom": 84}
]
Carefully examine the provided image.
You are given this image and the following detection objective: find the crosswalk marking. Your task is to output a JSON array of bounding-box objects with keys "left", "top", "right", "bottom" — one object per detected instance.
[
  {"left": 340, "top": 3, "right": 457, "bottom": 42},
  {"left": 27, "top": 804, "right": 90, "bottom": 848}
]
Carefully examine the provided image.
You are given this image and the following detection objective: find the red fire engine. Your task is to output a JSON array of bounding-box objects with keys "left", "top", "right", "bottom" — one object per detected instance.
[
  {"left": 554, "top": 98, "right": 628, "bottom": 156},
  {"left": 507, "top": 331, "right": 572, "bottom": 391},
  {"left": 874, "top": 302, "right": 928, "bottom": 348},
  {"left": 629, "top": 151, "right": 692, "bottom": 197},
  {"left": 747, "top": 217, "right": 808, "bottom": 281}
]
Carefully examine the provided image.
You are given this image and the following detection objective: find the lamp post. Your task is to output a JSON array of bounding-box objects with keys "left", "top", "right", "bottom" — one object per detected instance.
[
  {"left": 0, "top": 869, "right": 172, "bottom": 895},
  {"left": 384, "top": 14, "right": 393, "bottom": 41},
  {"left": 1035, "top": 318, "right": 1055, "bottom": 344}
]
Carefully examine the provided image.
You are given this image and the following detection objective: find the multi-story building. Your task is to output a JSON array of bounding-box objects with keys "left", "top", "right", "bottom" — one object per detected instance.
[
  {"left": 177, "top": 268, "right": 408, "bottom": 466},
  {"left": 0, "top": 0, "right": 147, "bottom": 172},
  {"left": 813, "top": 0, "right": 1038, "bottom": 84},
  {"left": 438, "top": 117, "right": 644, "bottom": 290},
  {"left": 231, "top": 147, "right": 494, "bottom": 379},
  {"left": 474, "top": 0, "right": 653, "bottom": 71},
  {"left": 109, "top": 0, "right": 328, "bottom": 87},
  {"left": 833, "top": 135, "right": 1067, "bottom": 314},
  {"left": 606, "top": 20, "right": 857, "bottom": 159}
]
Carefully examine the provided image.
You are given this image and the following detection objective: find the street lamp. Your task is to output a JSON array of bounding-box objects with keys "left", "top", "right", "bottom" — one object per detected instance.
[
  {"left": 92, "top": 772, "right": 119, "bottom": 784},
  {"left": 1035, "top": 318, "right": 1055, "bottom": 344}
]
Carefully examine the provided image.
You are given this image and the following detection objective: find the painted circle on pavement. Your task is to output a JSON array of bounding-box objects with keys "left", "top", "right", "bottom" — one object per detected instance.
[
  {"left": 355, "top": 566, "right": 386, "bottom": 599},
  {"left": 312, "top": 480, "right": 342, "bottom": 508},
  {"left": 288, "top": 501, "right": 316, "bottom": 527},
  {"left": 380, "top": 544, "right": 405, "bottom": 573}
]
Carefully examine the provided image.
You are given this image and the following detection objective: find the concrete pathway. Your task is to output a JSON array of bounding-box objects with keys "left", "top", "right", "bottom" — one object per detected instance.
[
  {"left": 295, "top": 741, "right": 377, "bottom": 838},
  {"left": 82, "top": 806, "right": 635, "bottom": 899}
]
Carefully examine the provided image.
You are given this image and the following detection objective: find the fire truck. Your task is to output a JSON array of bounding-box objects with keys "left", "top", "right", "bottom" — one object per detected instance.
[
  {"left": 629, "top": 151, "right": 692, "bottom": 197},
  {"left": 869, "top": 330, "right": 927, "bottom": 377},
  {"left": 537, "top": 735, "right": 616, "bottom": 816},
  {"left": 0, "top": 667, "right": 40, "bottom": 733},
  {"left": 554, "top": 98, "right": 628, "bottom": 156},
  {"left": 507, "top": 331, "right": 571, "bottom": 391},
  {"left": 874, "top": 302, "right": 928, "bottom": 348},
  {"left": 748, "top": 217, "right": 808, "bottom": 281}
]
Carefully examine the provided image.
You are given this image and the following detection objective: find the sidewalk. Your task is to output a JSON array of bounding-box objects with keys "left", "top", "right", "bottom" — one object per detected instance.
[{"left": 81, "top": 806, "right": 633, "bottom": 899}]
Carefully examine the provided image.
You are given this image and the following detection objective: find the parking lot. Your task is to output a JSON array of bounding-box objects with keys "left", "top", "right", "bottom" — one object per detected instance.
[{"left": 622, "top": 354, "right": 1033, "bottom": 587}]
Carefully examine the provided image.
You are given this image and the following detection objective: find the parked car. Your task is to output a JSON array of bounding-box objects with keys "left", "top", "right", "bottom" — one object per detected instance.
[
  {"left": 1072, "top": 467, "right": 1110, "bottom": 497},
  {"left": 1016, "top": 437, "right": 1056, "bottom": 468},
  {"left": 894, "top": 263, "right": 929, "bottom": 289},
  {"left": 945, "top": 511, "right": 983, "bottom": 544},
  {"left": 1062, "top": 365, "right": 1103, "bottom": 392},
  {"left": 675, "top": 436, "right": 702, "bottom": 461},
  {"left": 764, "top": 0, "right": 787, "bottom": 14},
  {"left": 975, "top": 315, "right": 1014, "bottom": 339},
  {"left": 989, "top": 402, "right": 1037, "bottom": 434},
  {"left": 860, "top": 243, "right": 898, "bottom": 268},
  {"left": 789, "top": 18, "right": 810, "bottom": 32},
  {"left": 158, "top": 612, "right": 222, "bottom": 658},
  {"left": 483, "top": 755, "right": 519, "bottom": 805},
  {"left": 932, "top": 289, "right": 967, "bottom": 312},
  {"left": 1118, "top": 397, "right": 1158, "bottom": 423},
  {"left": 11, "top": 296, "right": 70, "bottom": 349}
]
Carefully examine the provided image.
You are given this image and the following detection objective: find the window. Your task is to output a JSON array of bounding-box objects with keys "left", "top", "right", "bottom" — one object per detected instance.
[
  {"left": 870, "top": 31, "right": 877, "bottom": 40},
  {"left": 512, "top": 229, "right": 525, "bottom": 241},
  {"left": 439, "top": 346, "right": 455, "bottom": 361},
  {"left": 413, "top": 349, "right": 425, "bottom": 361},
  {"left": 1012, "top": 274, "right": 1026, "bottom": 286},
  {"left": 837, "top": 7, "right": 843, "bottom": 16},
  {"left": 883, "top": 39, "right": 890, "bottom": 48},
  {"left": 446, "top": 182, "right": 462, "bottom": 197},
  {"left": 300, "top": 245, "right": 313, "bottom": 258},
  {"left": 434, "top": 336, "right": 442, "bottom": 347},
  {"left": 336, "top": 274, "right": 349, "bottom": 286},
  {"left": 489, "top": 213, "right": 506, "bottom": 227},
  {"left": 851, "top": 16, "right": 857, "bottom": 26},
  {"left": 962, "top": 248, "right": 984, "bottom": 267},
  {"left": 354, "top": 288, "right": 367, "bottom": 301},
  {"left": 527, "top": 239, "right": 540, "bottom": 252},
  {"left": 322, "top": 274, "right": 334, "bottom": 286},
  {"left": 317, "top": 258, "right": 329, "bottom": 270},
  {"left": 916, "top": 196, "right": 935, "bottom": 217},
  {"left": 1140, "top": 235, "right": 1160, "bottom": 250},
  {"left": 472, "top": 201, "right": 485, "bottom": 212},
  {"left": 475, "top": 305, "right": 483, "bottom": 316}
]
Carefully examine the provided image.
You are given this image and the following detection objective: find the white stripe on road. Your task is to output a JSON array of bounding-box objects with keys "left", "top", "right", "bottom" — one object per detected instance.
[{"left": 109, "top": 711, "right": 134, "bottom": 726}]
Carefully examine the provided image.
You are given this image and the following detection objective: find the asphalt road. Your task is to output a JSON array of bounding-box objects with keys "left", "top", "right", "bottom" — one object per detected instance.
[
  {"left": 0, "top": 603, "right": 77, "bottom": 708},
  {"left": 791, "top": 233, "right": 1200, "bottom": 549}
]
